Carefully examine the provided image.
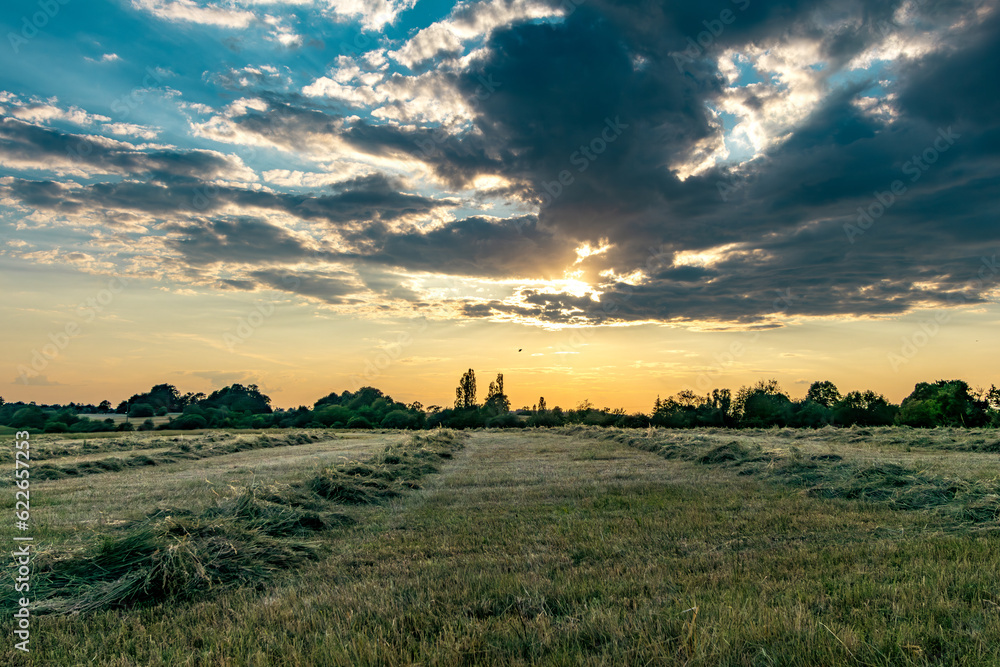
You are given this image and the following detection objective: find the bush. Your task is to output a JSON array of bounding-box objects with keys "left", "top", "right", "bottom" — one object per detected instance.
[
  {"left": 129, "top": 403, "right": 155, "bottom": 418},
  {"left": 11, "top": 406, "right": 47, "bottom": 430},
  {"left": 170, "top": 414, "right": 208, "bottom": 430},
  {"left": 896, "top": 399, "right": 940, "bottom": 427},
  {"left": 44, "top": 422, "right": 68, "bottom": 434},
  {"left": 528, "top": 411, "right": 564, "bottom": 427},
  {"left": 69, "top": 419, "right": 106, "bottom": 433},
  {"left": 138, "top": 419, "right": 155, "bottom": 431},
  {"left": 314, "top": 405, "right": 353, "bottom": 427},
  {"left": 346, "top": 416, "right": 373, "bottom": 429},
  {"left": 485, "top": 412, "right": 524, "bottom": 428},
  {"left": 790, "top": 400, "right": 833, "bottom": 428},
  {"left": 380, "top": 410, "right": 419, "bottom": 429}
]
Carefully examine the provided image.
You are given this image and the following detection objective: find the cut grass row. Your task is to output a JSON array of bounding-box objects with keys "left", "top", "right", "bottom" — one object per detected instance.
[
  {"left": 29, "top": 430, "right": 324, "bottom": 462},
  {"left": 2, "top": 430, "right": 466, "bottom": 616},
  {"left": 22, "top": 432, "right": 330, "bottom": 483},
  {"left": 561, "top": 425, "right": 1000, "bottom": 527}
]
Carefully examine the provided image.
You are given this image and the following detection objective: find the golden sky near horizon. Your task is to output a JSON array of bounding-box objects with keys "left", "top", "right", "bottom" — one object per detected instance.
[{"left": 5, "top": 261, "right": 999, "bottom": 411}]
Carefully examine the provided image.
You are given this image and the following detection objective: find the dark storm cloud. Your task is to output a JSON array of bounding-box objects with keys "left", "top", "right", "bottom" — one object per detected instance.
[
  {"left": 348, "top": 215, "right": 574, "bottom": 279},
  {"left": 414, "top": 0, "right": 1000, "bottom": 324},
  {"left": 894, "top": 9, "right": 1000, "bottom": 127}
]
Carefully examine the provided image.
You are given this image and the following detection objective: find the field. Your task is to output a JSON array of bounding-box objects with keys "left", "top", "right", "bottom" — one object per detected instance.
[{"left": 3, "top": 427, "right": 1000, "bottom": 665}]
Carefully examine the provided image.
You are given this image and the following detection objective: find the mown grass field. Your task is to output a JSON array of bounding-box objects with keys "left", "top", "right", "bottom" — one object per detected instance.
[{"left": 3, "top": 427, "right": 1000, "bottom": 665}]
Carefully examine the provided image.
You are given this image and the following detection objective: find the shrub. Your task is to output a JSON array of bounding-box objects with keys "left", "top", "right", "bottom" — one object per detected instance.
[
  {"left": 896, "top": 399, "right": 940, "bottom": 427},
  {"left": 485, "top": 412, "right": 524, "bottom": 428},
  {"left": 381, "top": 410, "right": 420, "bottom": 429},
  {"left": 346, "top": 416, "right": 373, "bottom": 429},
  {"left": 129, "top": 403, "right": 155, "bottom": 418},
  {"left": 170, "top": 414, "right": 208, "bottom": 430},
  {"left": 11, "top": 406, "right": 47, "bottom": 430}
]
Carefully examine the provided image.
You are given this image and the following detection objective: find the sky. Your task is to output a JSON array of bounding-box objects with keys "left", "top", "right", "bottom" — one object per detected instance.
[{"left": 1, "top": 0, "right": 998, "bottom": 412}]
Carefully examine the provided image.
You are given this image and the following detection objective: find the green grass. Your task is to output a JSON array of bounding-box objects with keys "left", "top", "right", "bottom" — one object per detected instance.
[{"left": 3, "top": 428, "right": 1000, "bottom": 665}]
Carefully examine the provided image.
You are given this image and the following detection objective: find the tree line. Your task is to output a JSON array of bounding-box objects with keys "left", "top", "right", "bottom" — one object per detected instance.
[{"left": 1, "top": 372, "right": 999, "bottom": 434}]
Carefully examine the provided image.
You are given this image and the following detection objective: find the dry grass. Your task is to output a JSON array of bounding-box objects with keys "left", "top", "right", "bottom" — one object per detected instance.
[
  {"left": 2, "top": 431, "right": 465, "bottom": 618},
  {"left": 2, "top": 428, "right": 1000, "bottom": 665}
]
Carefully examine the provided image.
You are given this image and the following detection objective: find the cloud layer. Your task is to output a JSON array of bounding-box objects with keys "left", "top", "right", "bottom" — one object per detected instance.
[{"left": 2, "top": 0, "right": 998, "bottom": 328}]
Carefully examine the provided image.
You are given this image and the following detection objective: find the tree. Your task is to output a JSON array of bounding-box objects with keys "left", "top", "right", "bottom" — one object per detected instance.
[
  {"left": 986, "top": 385, "right": 1000, "bottom": 411},
  {"left": 790, "top": 399, "right": 833, "bottom": 428},
  {"left": 537, "top": 396, "right": 547, "bottom": 412},
  {"left": 834, "top": 390, "right": 897, "bottom": 426},
  {"left": 484, "top": 373, "right": 510, "bottom": 414},
  {"left": 735, "top": 379, "right": 792, "bottom": 427},
  {"left": 200, "top": 383, "right": 273, "bottom": 414},
  {"left": 675, "top": 390, "right": 703, "bottom": 409},
  {"left": 805, "top": 381, "right": 841, "bottom": 408},
  {"left": 98, "top": 400, "right": 112, "bottom": 413},
  {"left": 123, "top": 384, "right": 185, "bottom": 413},
  {"left": 710, "top": 389, "right": 732, "bottom": 418},
  {"left": 895, "top": 400, "right": 939, "bottom": 428},
  {"left": 455, "top": 369, "right": 477, "bottom": 409},
  {"left": 896, "top": 380, "right": 987, "bottom": 427}
]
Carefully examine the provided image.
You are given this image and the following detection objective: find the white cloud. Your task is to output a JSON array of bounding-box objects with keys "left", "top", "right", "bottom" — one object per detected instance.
[
  {"left": 133, "top": 0, "right": 422, "bottom": 32},
  {"left": 102, "top": 122, "right": 161, "bottom": 139},
  {"left": 262, "top": 13, "right": 303, "bottom": 46},
  {"left": 8, "top": 99, "right": 111, "bottom": 126},
  {"left": 303, "top": 58, "right": 480, "bottom": 127},
  {"left": 262, "top": 163, "right": 375, "bottom": 187},
  {"left": 390, "top": 0, "right": 563, "bottom": 69},
  {"left": 131, "top": 0, "right": 255, "bottom": 28},
  {"left": 86, "top": 53, "right": 122, "bottom": 64},
  {"left": 323, "top": 0, "right": 418, "bottom": 31}
]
